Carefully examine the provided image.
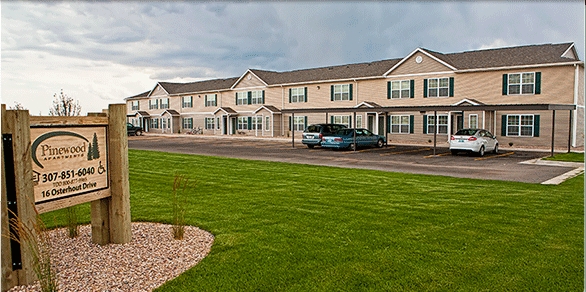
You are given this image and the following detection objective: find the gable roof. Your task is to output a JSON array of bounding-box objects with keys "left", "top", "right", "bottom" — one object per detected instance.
[{"left": 125, "top": 91, "right": 150, "bottom": 100}]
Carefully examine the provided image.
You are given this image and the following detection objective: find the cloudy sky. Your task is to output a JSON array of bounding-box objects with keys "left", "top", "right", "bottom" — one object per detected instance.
[{"left": 1, "top": 1, "right": 584, "bottom": 115}]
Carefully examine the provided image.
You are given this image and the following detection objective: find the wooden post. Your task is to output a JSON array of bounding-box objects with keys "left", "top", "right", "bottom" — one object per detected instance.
[
  {"left": 1, "top": 105, "right": 13, "bottom": 292},
  {"left": 107, "top": 104, "right": 132, "bottom": 244},
  {"left": 1, "top": 108, "right": 37, "bottom": 289},
  {"left": 550, "top": 110, "right": 556, "bottom": 157}
]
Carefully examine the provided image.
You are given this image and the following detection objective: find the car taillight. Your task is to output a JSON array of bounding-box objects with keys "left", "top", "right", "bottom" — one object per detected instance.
[
  {"left": 468, "top": 137, "right": 477, "bottom": 141},
  {"left": 319, "top": 133, "right": 323, "bottom": 139},
  {"left": 450, "top": 135, "right": 455, "bottom": 140},
  {"left": 334, "top": 138, "right": 343, "bottom": 142}
]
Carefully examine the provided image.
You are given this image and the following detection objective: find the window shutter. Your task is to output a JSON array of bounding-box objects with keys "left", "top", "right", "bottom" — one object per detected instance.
[
  {"left": 247, "top": 117, "right": 252, "bottom": 130},
  {"left": 501, "top": 115, "right": 507, "bottom": 136},
  {"left": 262, "top": 90, "right": 265, "bottom": 104},
  {"left": 349, "top": 116, "right": 352, "bottom": 128},
  {"left": 410, "top": 80, "right": 415, "bottom": 98},
  {"left": 247, "top": 91, "right": 252, "bottom": 105},
  {"left": 204, "top": 95, "right": 208, "bottom": 106},
  {"left": 235, "top": 92, "right": 238, "bottom": 105},
  {"left": 289, "top": 88, "right": 292, "bottom": 103},
  {"left": 535, "top": 72, "right": 541, "bottom": 94},
  {"left": 330, "top": 116, "right": 334, "bottom": 124},
  {"left": 409, "top": 115, "right": 414, "bottom": 134},
  {"left": 502, "top": 74, "right": 508, "bottom": 95},
  {"left": 304, "top": 87, "right": 308, "bottom": 102},
  {"left": 534, "top": 115, "right": 540, "bottom": 137},
  {"left": 423, "top": 115, "right": 428, "bottom": 134},
  {"left": 387, "top": 116, "right": 391, "bottom": 133},
  {"left": 304, "top": 116, "right": 308, "bottom": 129},
  {"left": 289, "top": 116, "right": 292, "bottom": 131},
  {"left": 449, "top": 77, "right": 454, "bottom": 97},
  {"left": 387, "top": 82, "right": 391, "bottom": 99},
  {"left": 423, "top": 79, "right": 428, "bottom": 98},
  {"left": 331, "top": 85, "right": 334, "bottom": 101},
  {"left": 214, "top": 94, "right": 217, "bottom": 106},
  {"left": 349, "top": 84, "right": 353, "bottom": 101}
]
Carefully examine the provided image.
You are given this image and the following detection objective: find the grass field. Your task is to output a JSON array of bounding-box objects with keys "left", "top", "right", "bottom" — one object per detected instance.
[
  {"left": 543, "top": 152, "right": 584, "bottom": 163},
  {"left": 43, "top": 149, "right": 584, "bottom": 291}
]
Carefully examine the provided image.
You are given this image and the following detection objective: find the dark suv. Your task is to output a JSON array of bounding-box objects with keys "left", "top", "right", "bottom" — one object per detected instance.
[
  {"left": 302, "top": 124, "right": 347, "bottom": 148},
  {"left": 127, "top": 123, "right": 143, "bottom": 136}
]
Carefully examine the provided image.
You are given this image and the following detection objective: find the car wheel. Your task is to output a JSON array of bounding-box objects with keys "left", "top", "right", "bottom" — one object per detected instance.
[
  {"left": 451, "top": 150, "right": 458, "bottom": 155},
  {"left": 136, "top": 130, "right": 142, "bottom": 136},
  {"left": 307, "top": 144, "right": 314, "bottom": 149},
  {"left": 478, "top": 146, "right": 485, "bottom": 157},
  {"left": 349, "top": 143, "right": 356, "bottom": 151},
  {"left": 376, "top": 139, "right": 384, "bottom": 148},
  {"left": 493, "top": 144, "right": 498, "bottom": 154}
]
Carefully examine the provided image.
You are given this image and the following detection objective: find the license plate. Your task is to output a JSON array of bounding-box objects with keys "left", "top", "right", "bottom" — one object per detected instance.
[
  {"left": 306, "top": 135, "right": 314, "bottom": 139},
  {"left": 458, "top": 139, "right": 464, "bottom": 142}
]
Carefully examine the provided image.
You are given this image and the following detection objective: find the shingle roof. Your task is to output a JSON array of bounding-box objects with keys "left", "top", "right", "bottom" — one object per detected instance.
[
  {"left": 170, "top": 77, "right": 240, "bottom": 95},
  {"left": 125, "top": 91, "right": 150, "bottom": 100}
]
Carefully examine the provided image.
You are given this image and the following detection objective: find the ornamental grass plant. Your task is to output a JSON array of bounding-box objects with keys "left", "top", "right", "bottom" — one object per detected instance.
[{"left": 172, "top": 174, "right": 195, "bottom": 240}]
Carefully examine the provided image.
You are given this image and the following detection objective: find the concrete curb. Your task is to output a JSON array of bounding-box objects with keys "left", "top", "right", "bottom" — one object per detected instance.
[{"left": 520, "top": 158, "right": 584, "bottom": 185}]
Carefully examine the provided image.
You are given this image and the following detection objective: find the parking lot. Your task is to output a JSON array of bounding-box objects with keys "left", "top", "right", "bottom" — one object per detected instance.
[{"left": 128, "top": 134, "right": 578, "bottom": 184}]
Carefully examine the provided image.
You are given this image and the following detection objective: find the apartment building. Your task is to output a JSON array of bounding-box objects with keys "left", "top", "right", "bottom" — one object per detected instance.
[{"left": 126, "top": 42, "right": 584, "bottom": 148}]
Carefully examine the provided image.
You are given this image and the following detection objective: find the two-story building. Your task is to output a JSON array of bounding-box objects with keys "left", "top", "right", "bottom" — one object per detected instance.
[{"left": 126, "top": 42, "right": 584, "bottom": 148}]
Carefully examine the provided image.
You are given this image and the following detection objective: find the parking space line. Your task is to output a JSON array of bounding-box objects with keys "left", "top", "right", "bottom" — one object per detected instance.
[
  {"left": 380, "top": 147, "right": 432, "bottom": 156},
  {"left": 424, "top": 152, "right": 452, "bottom": 158},
  {"left": 474, "top": 151, "right": 515, "bottom": 161}
]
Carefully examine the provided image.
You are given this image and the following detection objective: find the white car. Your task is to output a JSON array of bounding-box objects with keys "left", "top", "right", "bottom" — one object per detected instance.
[{"left": 449, "top": 129, "right": 498, "bottom": 157}]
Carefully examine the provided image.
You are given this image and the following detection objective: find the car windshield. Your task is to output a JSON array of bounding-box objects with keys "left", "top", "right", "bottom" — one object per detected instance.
[{"left": 455, "top": 129, "right": 478, "bottom": 136}]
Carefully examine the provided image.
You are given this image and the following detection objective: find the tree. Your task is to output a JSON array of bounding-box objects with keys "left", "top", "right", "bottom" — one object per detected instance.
[
  {"left": 9, "top": 101, "right": 26, "bottom": 110},
  {"left": 49, "top": 89, "right": 81, "bottom": 116}
]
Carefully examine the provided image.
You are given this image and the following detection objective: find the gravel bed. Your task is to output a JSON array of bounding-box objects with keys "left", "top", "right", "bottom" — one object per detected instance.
[{"left": 8, "top": 222, "right": 214, "bottom": 292}]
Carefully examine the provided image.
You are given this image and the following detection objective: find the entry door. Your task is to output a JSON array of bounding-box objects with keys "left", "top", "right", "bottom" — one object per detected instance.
[
  {"left": 231, "top": 117, "right": 237, "bottom": 134},
  {"left": 378, "top": 116, "right": 385, "bottom": 135},
  {"left": 456, "top": 115, "right": 464, "bottom": 131},
  {"left": 367, "top": 115, "right": 375, "bottom": 132},
  {"left": 222, "top": 116, "right": 228, "bottom": 135}
]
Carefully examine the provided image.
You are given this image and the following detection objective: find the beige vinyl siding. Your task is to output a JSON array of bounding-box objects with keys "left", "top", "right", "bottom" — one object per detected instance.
[
  {"left": 390, "top": 52, "right": 453, "bottom": 76},
  {"left": 497, "top": 110, "right": 572, "bottom": 148},
  {"left": 151, "top": 85, "right": 167, "bottom": 96},
  {"left": 233, "top": 72, "right": 266, "bottom": 89}
]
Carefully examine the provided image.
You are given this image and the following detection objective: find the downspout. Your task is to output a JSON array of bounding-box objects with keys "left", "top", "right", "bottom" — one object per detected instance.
[
  {"left": 572, "top": 64, "right": 579, "bottom": 147},
  {"left": 281, "top": 85, "right": 284, "bottom": 137}
]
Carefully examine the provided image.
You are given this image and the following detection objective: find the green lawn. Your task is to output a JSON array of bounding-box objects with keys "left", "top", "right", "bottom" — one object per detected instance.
[
  {"left": 543, "top": 152, "right": 584, "bottom": 163},
  {"left": 43, "top": 149, "right": 584, "bottom": 291}
]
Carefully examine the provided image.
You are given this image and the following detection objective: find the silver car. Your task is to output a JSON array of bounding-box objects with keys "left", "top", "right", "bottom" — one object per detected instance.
[{"left": 449, "top": 129, "right": 498, "bottom": 157}]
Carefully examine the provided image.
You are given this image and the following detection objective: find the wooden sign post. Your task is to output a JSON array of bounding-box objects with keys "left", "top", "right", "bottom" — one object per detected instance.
[{"left": 1, "top": 104, "right": 131, "bottom": 291}]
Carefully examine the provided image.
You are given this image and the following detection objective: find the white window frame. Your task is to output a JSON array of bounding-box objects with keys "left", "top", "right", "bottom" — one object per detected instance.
[
  {"left": 205, "top": 94, "right": 217, "bottom": 107},
  {"left": 160, "top": 98, "right": 169, "bottom": 109},
  {"left": 390, "top": 115, "right": 410, "bottom": 134},
  {"left": 390, "top": 80, "right": 411, "bottom": 99},
  {"left": 265, "top": 116, "right": 270, "bottom": 131},
  {"left": 182, "top": 117, "right": 193, "bottom": 129},
  {"left": 290, "top": 87, "right": 305, "bottom": 103},
  {"left": 332, "top": 115, "right": 351, "bottom": 128},
  {"left": 205, "top": 117, "right": 215, "bottom": 130},
  {"left": 150, "top": 118, "right": 159, "bottom": 129},
  {"left": 236, "top": 92, "right": 248, "bottom": 105},
  {"left": 251, "top": 91, "right": 263, "bottom": 105},
  {"left": 356, "top": 115, "right": 362, "bottom": 128},
  {"left": 506, "top": 114, "right": 534, "bottom": 137},
  {"left": 427, "top": 115, "right": 448, "bottom": 134},
  {"left": 293, "top": 116, "right": 305, "bottom": 132},
  {"left": 149, "top": 99, "right": 159, "bottom": 110},
  {"left": 237, "top": 117, "right": 248, "bottom": 130},
  {"left": 469, "top": 114, "right": 478, "bottom": 129},
  {"left": 182, "top": 96, "right": 193, "bottom": 108},
  {"left": 507, "top": 72, "right": 535, "bottom": 95},
  {"left": 427, "top": 78, "right": 450, "bottom": 97},
  {"left": 131, "top": 101, "right": 139, "bottom": 111},
  {"left": 333, "top": 84, "right": 350, "bottom": 101}
]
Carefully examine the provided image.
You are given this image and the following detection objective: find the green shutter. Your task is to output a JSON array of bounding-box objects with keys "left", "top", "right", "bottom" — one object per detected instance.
[
  {"left": 387, "top": 116, "right": 391, "bottom": 133},
  {"left": 535, "top": 72, "right": 541, "bottom": 94},
  {"left": 423, "top": 79, "right": 428, "bottom": 98},
  {"left": 288, "top": 88, "right": 292, "bottom": 103},
  {"left": 235, "top": 92, "right": 238, "bottom": 105},
  {"left": 423, "top": 115, "right": 428, "bottom": 134},
  {"left": 349, "top": 116, "right": 352, "bottom": 128},
  {"left": 289, "top": 116, "right": 292, "bottom": 131},
  {"left": 502, "top": 74, "right": 508, "bottom": 95},
  {"left": 349, "top": 84, "right": 353, "bottom": 101},
  {"left": 331, "top": 85, "right": 334, "bottom": 101},
  {"left": 387, "top": 82, "right": 391, "bottom": 99},
  {"left": 304, "top": 87, "right": 308, "bottom": 102},
  {"left": 204, "top": 95, "right": 207, "bottom": 106},
  {"left": 409, "top": 115, "right": 414, "bottom": 134},
  {"left": 501, "top": 115, "right": 507, "bottom": 136},
  {"left": 247, "top": 117, "right": 252, "bottom": 130},
  {"left": 262, "top": 90, "right": 265, "bottom": 104},
  {"left": 247, "top": 91, "right": 252, "bottom": 105},
  {"left": 449, "top": 77, "right": 454, "bottom": 97},
  {"left": 214, "top": 94, "right": 217, "bottom": 106},
  {"left": 410, "top": 80, "right": 415, "bottom": 98},
  {"left": 304, "top": 116, "right": 308, "bottom": 129},
  {"left": 534, "top": 115, "right": 540, "bottom": 137}
]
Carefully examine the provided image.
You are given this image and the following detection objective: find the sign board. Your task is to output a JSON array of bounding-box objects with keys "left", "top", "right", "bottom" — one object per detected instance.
[{"left": 30, "top": 126, "right": 109, "bottom": 206}]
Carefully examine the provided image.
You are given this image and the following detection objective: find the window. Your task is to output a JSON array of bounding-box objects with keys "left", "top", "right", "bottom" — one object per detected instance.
[
  {"left": 150, "top": 118, "right": 159, "bottom": 129},
  {"left": 236, "top": 92, "right": 248, "bottom": 105},
  {"left": 251, "top": 91, "right": 264, "bottom": 105},
  {"left": 390, "top": 115, "right": 410, "bottom": 134},
  {"left": 332, "top": 115, "right": 351, "bottom": 128},
  {"left": 149, "top": 99, "right": 159, "bottom": 110},
  {"left": 182, "top": 96, "right": 193, "bottom": 108},
  {"left": 292, "top": 116, "right": 306, "bottom": 132},
  {"left": 505, "top": 72, "right": 537, "bottom": 95},
  {"left": 252, "top": 116, "right": 263, "bottom": 130},
  {"left": 205, "top": 94, "right": 217, "bottom": 107},
  {"left": 131, "top": 101, "right": 139, "bottom": 111},
  {"left": 426, "top": 115, "right": 448, "bottom": 134},
  {"left": 426, "top": 78, "right": 450, "bottom": 97},
  {"left": 265, "top": 116, "right": 270, "bottom": 131},
  {"left": 160, "top": 98, "right": 169, "bottom": 109},
  {"left": 205, "top": 118, "right": 215, "bottom": 130},
  {"left": 238, "top": 117, "right": 248, "bottom": 130},
  {"left": 331, "top": 84, "right": 352, "bottom": 101},
  {"left": 356, "top": 115, "right": 362, "bottom": 128},
  {"left": 290, "top": 87, "right": 307, "bottom": 103},
  {"left": 506, "top": 114, "right": 538, "bottom": 137},
  {"left": 388, "top": 80, "right": 413, "bottom": 99},
  {"left": 161, "top": 118, "right": 170, "bottom": 129},
  {"left": 469, "top": 114, "right": 478, "bottom": 129},
  {"left": 182, "top": 117, "right": 193, "bottom": 129}
]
